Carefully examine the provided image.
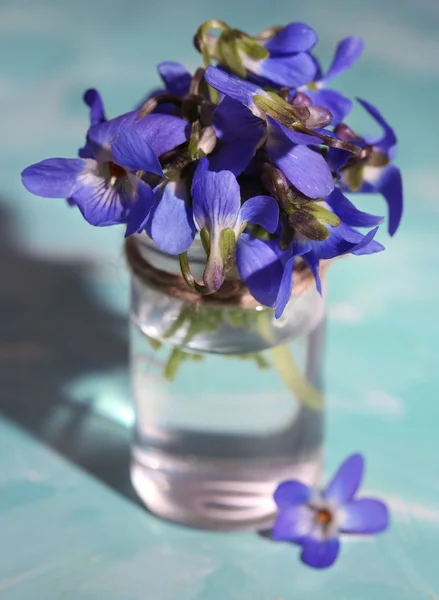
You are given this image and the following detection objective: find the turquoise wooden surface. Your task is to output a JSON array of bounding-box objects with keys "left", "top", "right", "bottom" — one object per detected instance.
[{"left": 0, "top": 0, "right": 438, "bottom": 597}]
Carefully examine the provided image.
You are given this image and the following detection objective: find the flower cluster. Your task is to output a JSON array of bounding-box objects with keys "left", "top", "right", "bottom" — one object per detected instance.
[
  {"left": 272, "top": 454, "right": 389, "bottom": 568},
  {"left": 22, "top": 19, "right": 403, "bottom": 317}
]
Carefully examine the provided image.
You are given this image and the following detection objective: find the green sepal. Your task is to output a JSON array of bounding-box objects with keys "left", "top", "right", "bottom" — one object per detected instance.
[
  {"left": 218, "top": 29, "right": 246, "bottom": 78},
  {"left": 254, "top": 93, "right": 300, "bottom": 128},
  {"left": 219, "top": 227, "right": 237, "bottom": 274},
  {"left": 347, "top": 163, "right": 365, "bottom": 192},
  {"left": 288, "top": 209, "right": 330, "bottom": 241},
  {"left": 303, "top": 202, "right": 341, "bottom": 226},
  {"left": 200, "top": 228, "right": 210, "bottom": 254},
  {"left": 236, "top": 36, "right": 269, "bottom": 60}
]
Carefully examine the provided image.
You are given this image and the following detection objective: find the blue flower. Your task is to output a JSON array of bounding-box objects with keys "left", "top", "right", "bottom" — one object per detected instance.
[
  {"left": 191, "top": 160, "right": 279, "bottom": 292},
  {"left": 204, "top": 66, "right": 336, "bottom": 198},
  {"left": 334, "top": 98, "right": 403, "bottom": 235},
  {"left": 240, "top": 22, "right": 319, "bottom": 88},
  {"left": 297, "top": 37, "right": 364, "bottom": 125},
  {"left": 272, "top": 454, "right": 389, "bottom": 569},
  {"left": 22, "top": 111, "right": 189, "bottom": 236}
]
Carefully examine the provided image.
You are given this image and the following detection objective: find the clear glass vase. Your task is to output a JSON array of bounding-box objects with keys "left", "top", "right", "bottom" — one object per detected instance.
[{"left": 128, "top": 236, "right": 325, "bottom": 531}]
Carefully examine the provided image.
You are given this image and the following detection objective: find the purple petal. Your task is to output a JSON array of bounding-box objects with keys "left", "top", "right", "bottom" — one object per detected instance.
[
  {"left": 70, "top": 168, "right": 126, "bottom": 226},
  {"left": 192, "top": 169, "right": 240, "bottom": 234},
  {"left": 83, "top": 88, "right": 106, "bottom": 126},
  {"left": 303, "top": 251, "right": 322, "bottom": 294},
  {"left": 326, "top": 188, "right": 383, "bottom": 228},
  {"left": 323, "top": 37, "right": 364, "bottom": 83},
  {"left": 307, "top": 89, "right": 352, "bottom": 126},
  {"left": 124, "top": 178, "right": 156, "bottom": 237},
  {"left": 111, "top": 126, "right": 164, "bottom": 176},
  {"left": 157, "top": 61, "right": 191, "bottom": 97},
  {"left": 265, "top": 22, "right": 318, "bottom": 54},
  {"left": 87, "top": 112, "right": 137, "bottom": 150},
  {"left": 274, "top": 480, "right": 312, "bottom": 508},
  {"left": 148, "top": 181, "right": 196, "bottom": 255},
  {"left": 236, "top": 234, "right": 285, "bottom": 308},
  {"left": 211, "top": 98, "right": 265, "bottom": 175},
  {"left": 323, "top": 453, "right": 364, "bottom": 505},
  {"left": 266, "top": 119, "right": 334, "bottom": 198},
  {"left": 204, "top": 66, "right": 261, "bottom": 113},
  {"left": 357, "top": 98, "right": 397, "bottom": 154},
  {"left": 134, "top": 113, "right": 190, "bottom": 157},
  {"left": 340, "top": 498, "right": 389, "bottom": 534},
  {"left": 365, "top": 165, "right": 403, "bottom": 236},
  {"left": 300, "top": 536, "right": 340, "bottom": 569},
  {"left": 258, "top": 53, "right": 318, "bottom": 88},
  {"left": 312, "top": 225, "right": 384, "bottom": 260},
  {"left": 22, "top": 158, "right": 85, "bottom": 198},
  {"left": 326, "top": 147, "right": 354, "bottom": 180},
  {"left": 274, "top": 255, "right": 295, "bottom": 319},
  {"left": 239, "top": 195, "right": 279, "bottom": 233},
  {"left": 272, "top": 506, "right": 315, "bottom": 542},
  {"left": 270, "top": 116, "right": 321, "bottom": 145}
]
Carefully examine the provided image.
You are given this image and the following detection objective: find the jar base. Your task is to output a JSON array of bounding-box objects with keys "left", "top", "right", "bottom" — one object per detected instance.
[{"left": 131, "top": 446, "right": 322, "bottom": 531}]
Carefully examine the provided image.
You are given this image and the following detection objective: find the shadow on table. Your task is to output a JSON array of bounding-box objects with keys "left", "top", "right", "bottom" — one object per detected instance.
[{"left": 0, "top": 202, "right": 141, "bottom": 505}]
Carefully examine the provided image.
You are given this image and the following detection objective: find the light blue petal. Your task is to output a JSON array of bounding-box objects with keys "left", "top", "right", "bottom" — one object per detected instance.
[
  {"left": 323, "top": 37, "right": 364, "bottom": 83},
  {"left": 272, "top": 505, "right": 315, "bottom": 542},
  {"left": 265, "top": 22, "right": 318, "bottom": 54},
  {"left": 239, "top": 195, "right": 279, "bottom": 233},
  {"left": 236, "top": 234, "right": 285, "bottom": 308},
  {"left": 300, "top": 536, "right": 340, "bottom": 569},
  {"left": 340, "top": 498, "right": 389, "bottom": 534},
  {"left": 111, "top": 126, "right": 164, "bottom": 176},
  {"left": 192, "top": 168, "right": 241, "bottom": 234},
  {"left": 274, "top": 480, "right": 313, "bottom": 508},
  {"left": 323, "top": 453, "right": 364, "bottom": 506},
  {"left": 157, "top": 61, "right": 191, "bottom": 97},
  {"left": 266, "top": 119, "right": 334, "bottom": 198},
  {"left": 70, "top": 171, "right": 127, "bottom": 226},
  {"left": 148, "top": 181, "right": 196, "bottom": 255},
  {"left": 22, "top": 158, "right": 85, "bottom": 198}
]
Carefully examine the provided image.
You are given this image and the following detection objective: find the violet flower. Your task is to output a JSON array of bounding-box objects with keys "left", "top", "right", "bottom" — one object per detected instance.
[{"left": 272, "top": 454, "right": 389, "bottom": 569}]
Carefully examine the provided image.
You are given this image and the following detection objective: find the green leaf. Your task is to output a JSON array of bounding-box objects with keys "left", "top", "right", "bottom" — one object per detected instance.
[
  {"left": 304, "top": 202, "right": 341, "bottom": 226},
  {"left": 237, "top": 36, "right": 269, "bottom": 60},
  {"left": 288, "top": 210, "right": 330, "bottom": 241}
]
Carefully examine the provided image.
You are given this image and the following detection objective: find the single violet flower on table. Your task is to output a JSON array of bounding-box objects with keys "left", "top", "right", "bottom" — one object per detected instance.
[{"left": 272, "top": 454, "right": 389, "bottom": 569}]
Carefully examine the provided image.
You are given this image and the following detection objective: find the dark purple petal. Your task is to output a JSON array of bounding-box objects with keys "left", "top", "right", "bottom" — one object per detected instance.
[
  {"left": 111, "top": 127, "right": 164, "bottom": 176},
  {"left": 312, "top": 225, "right": 383, "bottom": 260},
  {"left": 303, "top": 251, "right": 322, "bottom": 294},
  {"left": 326, "top": 147, "right": 353, "bottom": 179},
  {"left": 211, "top": 97, "right": 265, "bottom": 175},
  {"left": 192, "top": 169, "right": 240, "bottom": 234},
  {"left": 272, "top": 506, "right": 315, "bottom": 542},
  {"left": 300, "top": 536, "right": 340, "bottom": 569},
  {"left": 258, "top": 52, "right": 318, "bottom": 88},
  {"left": 274, "top": 255, "right": 295, "bottom": 318},
  {"left": 274, "top": 480, "right": 312, "bottom": 508},
  {"left": 135, "top": 113, "right": 190, "bottom": 157},
  {"left": 365, "top": 165, "right": 403, "bottom": 236},
  {"left": 323, "top": 37, "right": 364, "bottom": 83},
  {"left": 326, "top": 188, "right": 383, "bottom": 228},
  {"left": 204, "top": 66, "right": 261, "bottom": 112},
  {"left": 148, "top": 181, "right": 196, "bottom": 255},
  {"left": 265, "top": 22, "right": 318, "bottom": 54},
  {"left": 266, "top": 119, "right": 334, "bottom": 198},
  {"left": 22, "top": 158, "right": 85, "bottom": 198},
  {"left": 124, "top": 178, "right": 156, "bottom": 237},
  {"left": 83, "top": 88, "right": 106, "bottom": 126},
  {"left": 323, "top": 453, "right": 364, "bottom": 506},
  {"left": 239, "top": 195, "right": 279, "bottom": 233},
  {"left": 157, "top": 61, "right": 191, "bottom": 97},
  {"left": 340, "top": 498, "right": 389, "bottom": 534},
  {"left": 236, "top": 234, "right": 285, "bottom": 308},
  {"left": 307, "top": 89, "right": 352, "bottom": 126},
  {"left": 70, "top": 170, "right": 126, "bottom": 226},
  {"left": 357, "top": 98, "right": 397, "bottom": 154}
]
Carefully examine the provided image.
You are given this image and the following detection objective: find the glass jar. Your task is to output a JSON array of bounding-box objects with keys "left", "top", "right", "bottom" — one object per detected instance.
[{"left": 128, "top": 235, "right": 325, "bottom": 531}]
